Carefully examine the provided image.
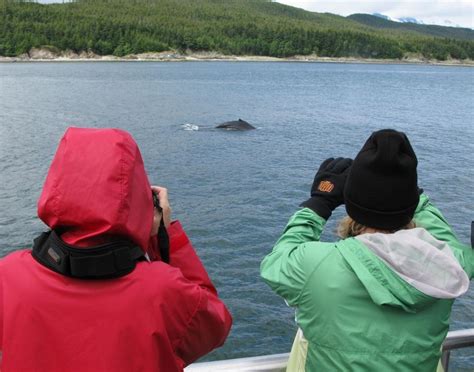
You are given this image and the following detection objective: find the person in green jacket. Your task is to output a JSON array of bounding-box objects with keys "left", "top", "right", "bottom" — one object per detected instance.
[{"left": 260, "top": 129, "right": 473, "bottom": 372}]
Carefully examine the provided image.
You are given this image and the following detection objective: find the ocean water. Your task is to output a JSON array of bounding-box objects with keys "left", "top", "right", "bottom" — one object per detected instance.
[{"left": 0, "top": 61, "right": 473, "bottom": 369}]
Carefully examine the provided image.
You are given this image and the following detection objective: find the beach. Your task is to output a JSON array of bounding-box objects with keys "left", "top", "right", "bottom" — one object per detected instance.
[{"left": 1, "top": 47, "right": 473, "bottom": 66}]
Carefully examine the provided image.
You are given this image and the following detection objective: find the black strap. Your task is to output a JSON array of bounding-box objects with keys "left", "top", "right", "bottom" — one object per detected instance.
[
  {"left": 32, "top": 231, "right": 145, "bottom": 279},
  {"left": 158, "top": 216, "right": 170, "bottom": 263},
  {"left": 152, "top": 190, "right": 170, "bottom": 263}
]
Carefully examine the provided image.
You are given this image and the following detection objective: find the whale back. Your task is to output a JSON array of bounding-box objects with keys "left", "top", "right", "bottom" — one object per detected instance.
[{"left": 216, "top": 119, "right": 256, "bottom": 130}]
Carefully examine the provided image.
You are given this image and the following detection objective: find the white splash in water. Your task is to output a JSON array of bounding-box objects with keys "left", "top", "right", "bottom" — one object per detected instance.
[{"left": 182, "top": 123, "right": 199, "bottom": 131}]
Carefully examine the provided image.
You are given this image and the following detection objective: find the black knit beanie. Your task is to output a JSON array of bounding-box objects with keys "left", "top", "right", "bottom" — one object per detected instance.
[{"left": 344, "top": 129, "right": 419, "bottom": 230}]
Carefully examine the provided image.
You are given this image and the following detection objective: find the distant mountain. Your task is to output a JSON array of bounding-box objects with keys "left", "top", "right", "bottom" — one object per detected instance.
[
  {"left": 348, "top": 13, "right": 474, "bottom": 41},
  {"left": 398, "top": 17, "right": 424, "bottom": 25},
  {"left": 372, "top": 13, "right": 424, "bottom": 25},
  {"left": 371, "top": 13, "right": 463, "bottom": 28},
  {"left": 372, "top": 13, "right": 391, "bottom": 21}
]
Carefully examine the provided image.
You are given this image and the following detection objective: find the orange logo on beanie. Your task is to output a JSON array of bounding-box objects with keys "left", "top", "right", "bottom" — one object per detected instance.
[{"left": 318, "top": 181, "right": 334, "bottom": 193}]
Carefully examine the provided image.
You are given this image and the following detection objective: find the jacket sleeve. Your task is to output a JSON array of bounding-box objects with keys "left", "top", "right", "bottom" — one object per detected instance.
[
  {"left": 260, "top": 208, "right": 328, "bottom": 306},
  {"left": 414, "top": 194, "right": 474, "bottom": 279},
  {"left": 167, "top": 221, "right": 232, "bottom": 366}
]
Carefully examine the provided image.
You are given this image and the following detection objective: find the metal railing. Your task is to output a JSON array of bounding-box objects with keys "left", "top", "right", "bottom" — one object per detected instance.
[
  {"left": 441, "top": 329, "right": 474, "bottom": 372},
  {"left": 186, "top": 328, "right": 474, "bottom": 372},
  {"left": 186, "top": 352, "right": 288, "bottom": 372}
]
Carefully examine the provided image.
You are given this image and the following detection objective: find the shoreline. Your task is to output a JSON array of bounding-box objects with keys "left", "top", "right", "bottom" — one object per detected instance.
[{"left": 1, "top": 50, "right": 473, "bottom": 67}]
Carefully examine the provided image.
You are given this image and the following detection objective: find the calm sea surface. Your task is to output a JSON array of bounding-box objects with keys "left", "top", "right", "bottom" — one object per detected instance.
[{"left": 1, "top": 62, "right": 473, "bottom": 368}]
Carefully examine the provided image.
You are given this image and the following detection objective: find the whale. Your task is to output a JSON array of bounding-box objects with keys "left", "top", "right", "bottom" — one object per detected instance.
[{"left": 215, "top": 119, "right": 256, "bottom": 131}]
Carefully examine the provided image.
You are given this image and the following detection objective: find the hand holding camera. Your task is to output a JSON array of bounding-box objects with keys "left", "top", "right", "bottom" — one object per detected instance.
[
  {"left": 152, "top": 186, "right": 172, "bottom": 229},
  {"left": 300, "top": 157, "right": 352, "bottom": 219},
  {"left": 151, "top": 186, "right": 171, "bottom": 263}
]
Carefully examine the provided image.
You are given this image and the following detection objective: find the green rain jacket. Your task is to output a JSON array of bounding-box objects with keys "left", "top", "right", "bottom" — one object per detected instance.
[{"left": 261, "top": 194, "right": 473, "bottom": 371}]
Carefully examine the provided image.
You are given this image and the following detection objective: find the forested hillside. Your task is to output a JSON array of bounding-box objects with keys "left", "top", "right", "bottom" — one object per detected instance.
[{"left": 1, "top": 0, "right": 473, "bottom": 60}]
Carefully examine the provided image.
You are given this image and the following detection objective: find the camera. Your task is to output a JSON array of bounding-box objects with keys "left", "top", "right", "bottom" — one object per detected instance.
[{"left": 152, "top": 191, "right": 162, "bottom": 212}]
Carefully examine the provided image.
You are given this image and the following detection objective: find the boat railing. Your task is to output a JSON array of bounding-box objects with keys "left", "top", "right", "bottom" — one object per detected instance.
[
  {"left": 440, "top": 328, "right": 474, "bottom": 371},
  {"left": 185, "top": 328, "right": 474, "bottom": 372}
]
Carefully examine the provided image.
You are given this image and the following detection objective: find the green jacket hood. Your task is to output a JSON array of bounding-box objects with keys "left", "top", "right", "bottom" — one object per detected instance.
[{"left": 337, "top": 228, "right": 469, "bottom": 313}]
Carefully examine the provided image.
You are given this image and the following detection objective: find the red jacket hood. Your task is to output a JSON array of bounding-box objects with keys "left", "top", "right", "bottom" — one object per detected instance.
[{"left": 38, "top": 127, "right": 154, "bottom": 252}]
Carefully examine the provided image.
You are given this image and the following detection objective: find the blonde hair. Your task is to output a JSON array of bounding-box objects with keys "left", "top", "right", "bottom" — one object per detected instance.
[{"left": 337, "top": 216, "right": 415, "bottom": 239}]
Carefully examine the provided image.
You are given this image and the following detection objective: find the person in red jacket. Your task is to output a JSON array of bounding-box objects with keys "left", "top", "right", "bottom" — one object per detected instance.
[{"left": 0, "top": 127, "right": 232, "bottom": 372}]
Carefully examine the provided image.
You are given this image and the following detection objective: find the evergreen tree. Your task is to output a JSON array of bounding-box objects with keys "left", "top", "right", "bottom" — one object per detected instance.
[{"left": 0, "top": 0, "right": 472, "bottom": 60}]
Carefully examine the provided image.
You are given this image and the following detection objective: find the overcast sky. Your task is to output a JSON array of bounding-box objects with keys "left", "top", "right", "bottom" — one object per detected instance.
[{"left": 37, "top": 0, "right": 474, "bottom": 29}]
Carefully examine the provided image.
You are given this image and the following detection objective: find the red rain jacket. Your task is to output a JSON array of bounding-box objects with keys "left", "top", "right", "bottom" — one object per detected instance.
[{"left": 0, "top": 128, "right": 232, "bottom": 372}]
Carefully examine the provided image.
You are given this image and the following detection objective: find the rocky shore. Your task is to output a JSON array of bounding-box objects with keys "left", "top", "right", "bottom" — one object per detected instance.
[{"left": 1, "top": 47, "right": 473, "bottom": 66}]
